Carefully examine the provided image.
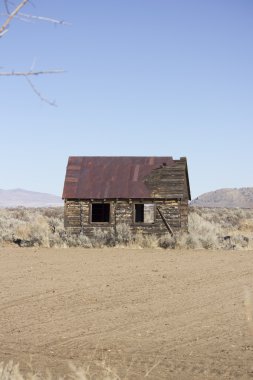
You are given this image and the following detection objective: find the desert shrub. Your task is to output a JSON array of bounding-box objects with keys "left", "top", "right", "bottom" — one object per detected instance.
[
  {"left": 228, "top": 234, "right": 249, "bottom": 250},
  {"left": 78, "top": 234, "right": 93, "bottom": 248},
  {"left": 177, "top": 212, "right": 222, "bottom": 249},
  {"left": 176, "top": 232, "right": 199, "bottom": 249},
  {"left": 47, "top": 217, "right": 63, "bottom": 234},
  {"left": 4, "top": 207, "right": 32, "bottom": 222},
  {"left": 200, "top": 236, "right": 216, "bottom": 249},
  {"left": 0, "top": 208, "right": 62, "bottom": 248},
  {"left": 158, "top": 234, "right": 176, "bottom": 249},
  {"left": 115, "top": 223, "right": 132, "bottom": 245},
  {"left": 91, "top": 228, "right": 115, "bottom": 248},
  {"left": 142, "top": 234, "right": 159, "bottom": 248},
  {"left": 0, "top": 206, "right": 252, "bottom": 250},
  {"left": 0, "top": 209, "right": 44, "bottom": 245},
  {"left": 187, "top": 207, "right": 253, "bottom": 250},
  {"left": 0, "top": 207, "right": 93, "bottom": 248},
  {"left": 13, "top": 215, "right": 50, "bottom": 247},
  {"left": 61, "top": 232, "right": 92, "bottom": 248},
  {"left": 192, "top": 207, "right": 253, "bottom": 230},
  {"left": 132, "top": 232, "right": 159, "bottom": 248},
  {"left": 40, "top": 207, "right": 64, "bottom": 219}
]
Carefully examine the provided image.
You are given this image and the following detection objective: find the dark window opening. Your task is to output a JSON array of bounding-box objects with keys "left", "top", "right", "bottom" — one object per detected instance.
[
  {"left": 91, "top": 203, "right": 110, "bottom": 223},
  {"left": 135, "top": 204, "right": 144, "bottom": 222},
  {"left": 134, "top": 204, "right": 155, "bottom": 223}
]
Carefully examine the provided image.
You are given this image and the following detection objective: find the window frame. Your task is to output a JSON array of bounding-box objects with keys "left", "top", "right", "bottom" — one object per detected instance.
[
  {"left": 90, "top": 202, "right": 112, "bottom": 224},
  {"left": 133, "top": 202, "right": 156, "bottom": 224}
]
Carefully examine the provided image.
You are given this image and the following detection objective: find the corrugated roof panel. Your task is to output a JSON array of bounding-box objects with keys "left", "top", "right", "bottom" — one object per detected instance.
[{"left": 62, "top": 156, "right": 189, "bottom": 199}]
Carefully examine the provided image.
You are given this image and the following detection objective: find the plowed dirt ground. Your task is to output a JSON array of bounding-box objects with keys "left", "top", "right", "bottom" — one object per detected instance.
[{"left": 0, "top": 247, "right": 253, "bottom": 379}]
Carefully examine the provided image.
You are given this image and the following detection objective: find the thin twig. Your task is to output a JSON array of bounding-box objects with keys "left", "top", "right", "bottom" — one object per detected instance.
[
  {"left": 0, "top": 67, "right": 64, "bottom": 105},
  {"left": 17, "top": 13, "right": 71, "bottom": 25},
  {"left": 0, "top": 69, "right": 64, "bottom": 76},
  {"left": 25, "top": 76, "right": 57, "bottom": 106},
  {"left": 0, "top": 11, "right": 71, "bottom": 25},
  {"left": 0, "top": 0, "right": 29, "bottom": 37},
  {"left": 4, "top": 0, "right": 11, "bottom": 14}
]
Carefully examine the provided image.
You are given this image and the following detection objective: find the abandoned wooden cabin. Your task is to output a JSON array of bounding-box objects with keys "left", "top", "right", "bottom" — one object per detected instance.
[{"left": 62, "top": 156, "right": 191, "bottom": 238}]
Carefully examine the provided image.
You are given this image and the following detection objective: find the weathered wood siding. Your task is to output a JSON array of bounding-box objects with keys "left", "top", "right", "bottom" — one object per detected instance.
[
  {"left": 142, "top": 158, "right": 189, "bottom": 231},
  {"left": 64, "top": 198, "right": 187, "bottom": 237}
]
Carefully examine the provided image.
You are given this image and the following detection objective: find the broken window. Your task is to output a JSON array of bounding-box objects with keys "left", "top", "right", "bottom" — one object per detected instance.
[
  {"left": 91, "top": 203, "right": 110, "bottom": 223},
  {"left": 134, "top": 204, "right": 155, "bottom": 223}
]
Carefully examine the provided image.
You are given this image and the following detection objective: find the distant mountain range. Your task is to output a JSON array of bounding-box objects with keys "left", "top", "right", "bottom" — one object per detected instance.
[
  {"left": 191, "top": 187, "right": 253, "bottom": 208},
  {"left": 0, "top": 189, "right": 63, "bottom": 208}
]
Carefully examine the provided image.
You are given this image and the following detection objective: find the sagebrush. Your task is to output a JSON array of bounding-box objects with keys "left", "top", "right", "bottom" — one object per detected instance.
[{"left": 0, "top": 206, "right": 252, "bottom": 250}]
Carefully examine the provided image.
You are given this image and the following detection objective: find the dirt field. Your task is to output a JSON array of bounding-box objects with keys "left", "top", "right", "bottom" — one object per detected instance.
[{"left": 0, "top": 247, "right": 253, "bottom": 379}]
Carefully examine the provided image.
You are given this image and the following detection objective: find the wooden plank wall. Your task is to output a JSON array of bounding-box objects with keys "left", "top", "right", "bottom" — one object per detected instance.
[
  {"left": 64, "top": 199, "right": 188, "bottom": 237},
  {"left": 144, "top": 162, "right": 186, "bottom": 199}
]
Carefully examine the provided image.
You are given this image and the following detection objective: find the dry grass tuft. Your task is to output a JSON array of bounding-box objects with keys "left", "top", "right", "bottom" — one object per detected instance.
[{"left": 0, "top": 360, "right": 120, "bottom": 380}]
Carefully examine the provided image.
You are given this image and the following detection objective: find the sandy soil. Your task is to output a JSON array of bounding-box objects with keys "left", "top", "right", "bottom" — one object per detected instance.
[{"left": 0, "top": 247, "right": 253, "bottom": 379}]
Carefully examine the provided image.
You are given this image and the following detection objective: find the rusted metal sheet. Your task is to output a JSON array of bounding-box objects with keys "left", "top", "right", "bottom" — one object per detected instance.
[{"left": 62, "top": 156, "right": 190, "bottom": 200}]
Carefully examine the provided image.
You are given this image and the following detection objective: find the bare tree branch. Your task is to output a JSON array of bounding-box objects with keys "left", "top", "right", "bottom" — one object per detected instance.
[
  {"left": 0, "top": 69, "right": 64, "bottom": 76},
  {"left": 0, "top": 1, "right": 67, "bottom": 105},
  {"left": 0, "top": 0, "right": 29, "bottom": 37},
  {"left": 16, "top": 13, "right": 70, "bottom": 25},
  {"left": 0, "top": 11, "right": 71, "bottom": 26},
  {"left": 25, "top": 76, "right": 57, "bottom": 106},
  {"left": 0, "top": 67, "right": 64, "bottom": 106}
]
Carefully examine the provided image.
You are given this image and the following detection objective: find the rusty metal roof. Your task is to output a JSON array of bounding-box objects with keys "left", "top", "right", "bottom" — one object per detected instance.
[{"left": 62, "top": 156, "right": 190, "bottom": 199}]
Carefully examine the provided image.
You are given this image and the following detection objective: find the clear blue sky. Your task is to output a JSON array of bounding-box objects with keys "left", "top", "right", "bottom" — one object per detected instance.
[{"left": 1, "top": 0, "right": 252, "bottom": 198}]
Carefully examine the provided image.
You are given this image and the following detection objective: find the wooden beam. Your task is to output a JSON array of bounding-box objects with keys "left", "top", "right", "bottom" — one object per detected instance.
[{"left": 157, "top": 207, "right": 174, "bottom": 236}]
